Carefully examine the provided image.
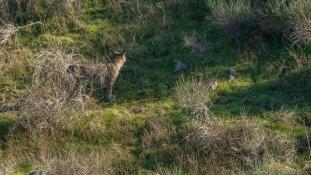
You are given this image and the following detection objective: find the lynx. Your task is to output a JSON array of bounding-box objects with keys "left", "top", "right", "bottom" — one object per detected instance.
[{"left": 67, "top": 51, "right": 126, "bottom": 102}]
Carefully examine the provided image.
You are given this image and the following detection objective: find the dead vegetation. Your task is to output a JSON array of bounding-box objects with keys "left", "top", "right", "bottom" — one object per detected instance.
[
  {"left": 2, "top": 131, "right": 115, "bottom": 175},
  {"left": 175, "top": 76, "right": 217, "bottom": 118},
  {"left": 138, "top": 115, "right": 302, "bottom": 174},
  {"left": 0, "top": 23, "right": 17, "bottom": 45},
  {"left": 190, "top": 118, "right": 300, "bottom": 174},
  {"left": 0, "top": 153, "right": 16, "bottom": 175},
  {"left": 0, "top": 22, "right": 43, "bottom": 45},
  {"left": 17, "top": 50, "right": 85, "bottom": 132},
  {"left": 33, "top": 151, "right": 113, "bottom": 175}
]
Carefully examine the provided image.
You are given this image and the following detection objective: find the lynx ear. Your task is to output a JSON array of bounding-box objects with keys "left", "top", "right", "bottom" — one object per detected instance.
[
  {"left": 114, "top": 51, "right": 120, "bottom": 55},
  {"left": 122, "top": 50, "right": 126, "bottom": 55}
]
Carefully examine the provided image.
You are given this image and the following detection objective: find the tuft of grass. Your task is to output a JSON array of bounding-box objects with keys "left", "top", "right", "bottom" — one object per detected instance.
[
  {"left": 175, "top": 75, "right": 217, "bottom": 118},
  {"left": 269, "top": 0, "right": 311, "bottom": 45}
]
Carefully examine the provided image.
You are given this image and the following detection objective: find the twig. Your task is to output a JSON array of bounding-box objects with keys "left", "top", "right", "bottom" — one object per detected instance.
[
  {"left": 17, "top": 21, "right": 43, "bottom": 30},
  {"left": 0, "top": 21, "right": 43, "bottom": 45}
]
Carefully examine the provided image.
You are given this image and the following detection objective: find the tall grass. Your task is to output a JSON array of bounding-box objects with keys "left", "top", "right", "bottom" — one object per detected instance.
[
  {"left": 207, "top": 0, "right": 311, "bottom": 46},
  {"left": 269, "top": 0, "right": 311, "bottom": 44},
  {"left": 206, "top": 0, "right": 259, "bottom": 46},
  {"left": 0, "top": 0, "right": 82, "bottom": 24},
  {"left": 175, "top": 76, "right": 217, "bottom": 118}
]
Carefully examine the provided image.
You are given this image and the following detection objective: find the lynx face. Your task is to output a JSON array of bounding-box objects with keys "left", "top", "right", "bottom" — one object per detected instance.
[{"left": 112, "top": 50, "right": 126, "bottom": 67}]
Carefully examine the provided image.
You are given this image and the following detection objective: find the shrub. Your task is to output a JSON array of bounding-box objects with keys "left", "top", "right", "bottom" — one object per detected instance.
[
  {"left": 191, "top": 118, "right": 298, "bottom": 172},
  {"left": 175, "top": 76, "right": 217, "bottom": 118},
  {"left": 206, "top": 0, "right": 260, "bottom": 46},
  {"left": 268, "top": 0, "right": 311, "bottom": 45},
  {"left": 18, "top": 50, "right": 85, "bottom": 132},
  {"left": 139, "top": 116, "right": 300, "bottom": 174}
]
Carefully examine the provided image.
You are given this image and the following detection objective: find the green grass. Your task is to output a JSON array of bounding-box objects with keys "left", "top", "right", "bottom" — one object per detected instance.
[{"left": 1, "top": 0, "right": 311, "bottom": 174}]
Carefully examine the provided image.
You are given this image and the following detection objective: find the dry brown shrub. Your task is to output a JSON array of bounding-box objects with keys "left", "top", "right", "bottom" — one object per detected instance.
[{"left": 18, "top": 50, "right": 85, "bottom": 132}]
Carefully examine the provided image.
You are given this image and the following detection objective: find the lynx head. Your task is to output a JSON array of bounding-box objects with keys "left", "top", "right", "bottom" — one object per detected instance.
[{"left": 112, "top": 50, "right": 126, "bottom": 67}]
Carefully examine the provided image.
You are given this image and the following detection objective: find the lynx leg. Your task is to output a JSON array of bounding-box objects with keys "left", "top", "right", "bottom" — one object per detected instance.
[{"left": 106, "top": 80, "right": 114, "bottom": 102}]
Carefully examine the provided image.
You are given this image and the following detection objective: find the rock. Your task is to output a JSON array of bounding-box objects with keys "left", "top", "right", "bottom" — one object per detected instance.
[
  {"left": 29, "top": 171, "right": 44, "bottom": 175},
  {"left": 229, "top": 68, "right": 237, "bottom": 82},
  {"left": 174, "top": 59, "right": 188, "bottom": 72}
]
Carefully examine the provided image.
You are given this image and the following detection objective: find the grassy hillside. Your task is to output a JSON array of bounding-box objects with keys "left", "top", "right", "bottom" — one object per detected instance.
[{"left": 0, "top": 0, "right": 311, "bottom": 174}]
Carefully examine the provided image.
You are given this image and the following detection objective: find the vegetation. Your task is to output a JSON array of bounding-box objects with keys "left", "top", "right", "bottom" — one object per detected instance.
[{"left": 0, "top": 0, "right": 311, "bottom": 174}]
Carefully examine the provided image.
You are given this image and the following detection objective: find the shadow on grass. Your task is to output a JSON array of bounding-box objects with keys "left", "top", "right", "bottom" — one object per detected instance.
[
  {"left": 0, "top": 114, "right": 15, "bottom": 149},
  {"left": 212, "top": 69, "right": 311, "bottom": 117}
]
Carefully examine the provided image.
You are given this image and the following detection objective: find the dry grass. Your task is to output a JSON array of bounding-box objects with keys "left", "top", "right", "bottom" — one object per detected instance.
[
  {"left": 206, "top": 0, "right": 264, "bottom": 47},
  {"left": 0, "top": 152, "right": 16, "bottom": 175},
  {"left": 138, "top": 116, "right": 301, "bottom": 174},
  {"left": 0, "top": 47, "right": 32, "bottom": 108},
  {"left": 252, "top": 159, "right": 302, "bottom": 175},
  {"left": 291, "top": 21, "right": 311, "bottom": 44},
  {"left": 0, "top": 23, "right": 17, "bottom": 44},
  {"left": 207, "top": 0, "right": 255, "bottom": 27},
  {"left": 106, "top": 0, "right": 168, "bottom": 25},
  {"left": 284, "top": 0, "right": 311, "bottom": 45},
  {"left": 3, "top": 131, "right": 115, "bottom": 175},
  {"left": 0, "top": 0, "right": 81, "bottom": 22},
  {"left": 191, "top": 118, "right": 297, "bottom": 172},
  {"left": 141, "top": 118, "right": 177, "bottom": 150},
  {"left": 17, "top": 50, "right": 85, "bottom": 132},
  {"left": 175, "top": 76, "right": 217, "bottom": 118},
  {"left": 0, "top": 22, "right": 43, "bottom": 45},
  {"left": 33, "top": 151, "right": 113, "bottom": 175},
  {"left": 268, "top": 0, "right": 311, "bottom": 45}
]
